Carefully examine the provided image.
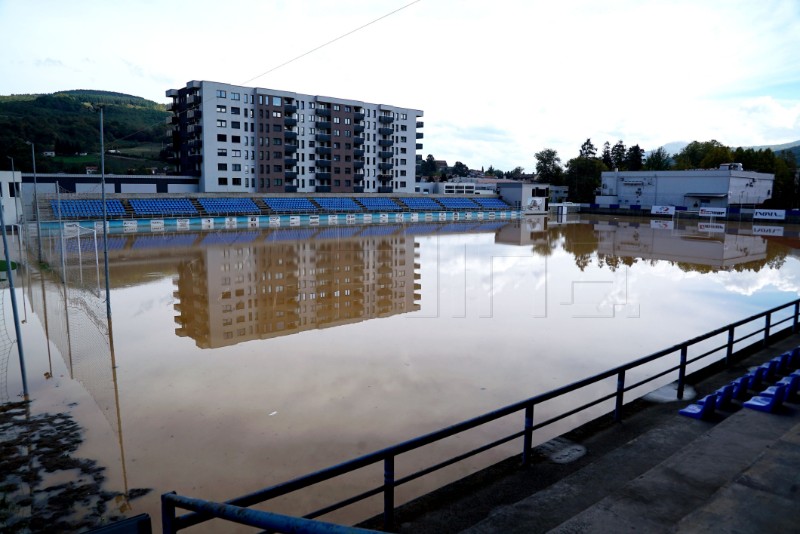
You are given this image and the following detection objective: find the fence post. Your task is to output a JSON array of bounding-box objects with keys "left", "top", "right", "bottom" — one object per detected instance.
[
  {"left": 764, "top": 312, "right": 771, "bottom": 345},
  {"left": 726, "top": 326, "right": 735, "bottom": 366},
  {"left": 161, "top": 492, "right": 176, "bottom": 534},
  {"left": 522, "top": 404, "right": 534, "bottom": 466},
  {"left": 614, "top": 370, "right": 626, "bottom": 422},
  {"left": 677, "top": 346, "right": 688, "bottom": 400},
  {"left": 383, "top": 456, "right": 395, "bottom": 531},
  {"left": 794, "top": 302, "right": 799, "bottom": 333}
]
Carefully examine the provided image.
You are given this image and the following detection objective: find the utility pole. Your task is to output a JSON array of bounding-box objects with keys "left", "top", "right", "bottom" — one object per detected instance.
[{"left": 99, "top": 107, "right": 111, "bottom": 319}]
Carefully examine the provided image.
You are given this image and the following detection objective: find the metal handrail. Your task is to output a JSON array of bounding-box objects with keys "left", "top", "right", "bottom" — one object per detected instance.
[{"left": 163, "top": 298, "right": 797, "bottom": 532}]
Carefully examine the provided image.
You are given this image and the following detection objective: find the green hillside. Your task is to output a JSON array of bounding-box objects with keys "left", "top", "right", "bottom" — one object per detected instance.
[{"left": 0, "top": 90, "right": 173, "bottom": 174}]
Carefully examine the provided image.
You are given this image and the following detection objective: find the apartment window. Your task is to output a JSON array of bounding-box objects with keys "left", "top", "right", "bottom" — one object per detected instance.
[
  {"left": 272, "top": 111, "right": 282, "bottom": 118},
  {"left": 217, "top": 134, "right": 227, "bottom": 142},
  {"left": 217, "top": 119, "right": 227, "bottom": 128},
  {"left": 217, "top": 148, "right": 227, "bottom": 156},
  {"left": 232, "top": 164, "right": 242, "bottom": 171},
  {"left": 402, "top": 113, "right": 408, "bottom": 119},
  {"left": 258, "top": 95, "right": 263, "bottom": 105},
  {"left": 272, "top": 124, "right": 282, "bottom": 132},
  {"left": 232, "top": 177, "right": 242, "bottom": 185},
  {"left": 218, "top": 177, "right": 228, "bottom": 185},
  {"left": 231, "top": 92, "right": 240, "bottom": 101},
  {"left": 333, "top": 142, "right": 340, "bottom": 149},
  {"left": 309, "top": 128, "right": 315, "bottom": 134},
  {"left": 333, "top": 155, "right": 341, "bottom": 162},
  {"left": 345, "top": 167, "right": 351, "bottom": 175},
  {"left": 344, "top": 118, "right": 351, "bottom": 125},
  {"left": 400, "top": 125, "right": 407, "bottom": 131},
  {"left": 333, "top": 117, "right": 340, "bottom": 124},
  {"left": 272, "top": 96, "right": 281, "bottom": 106},
  {"left": 216, "top": 105, "right": 227, "bottom": 113},
  {"left": 345, "top": 106, "right": 351, "bottom": 112},
  {"left": 273, "top": 165, "right": 282, "bottom": 172},
  {"left": 231, "top": 121, "right": 240, "bottom": 129},
  {"left": 216, "top": 90, "right": 227, "bottom": 98},
  {"left": 231, "top": 107, "right": 241, "bottom": 115},
  {"left": 334, "top": 180, "right": 341, "bottom": 186},
  {"left": 400, "top": 171, "right": 407, "bottom": 177},
  {"left": 272, "top": 138, "right": 282, "bottom": 146},
  {"left": 401, "top": 136, "right": 407, "bottom": 142},
  {"left": 231, "top": 135, "right": 241, "bottom": 143},
  {"left": 245, "top": 178, "right": 249, "bottom": 187},
  {"left": 345, "top": 155, "right": 351, "bottom": 162},
  {"left": 345, "top": 130, "right": 352, "bottom": 137},
  {"left": 218, "top": 163, "right": 228, "bottom": 171},
  {"left": 232, "top": 149, "right": 241, "bottom": 157},
  {"left": 334, "top": 167, "right": 341, "bottom": 174},
  {"left": 400, "top": 159, "right": 407, "bottom": 165},
  {"left": 333, "top": 104, "right": 340, "bottom": 111},
  {"left": 273, "top": 151, "right": 281, "bottom": 158},
  {"left": 345, "top": 143, "right": 351, "bottom": 149}
]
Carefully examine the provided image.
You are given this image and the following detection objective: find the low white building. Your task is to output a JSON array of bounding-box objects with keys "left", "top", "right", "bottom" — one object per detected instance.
[
  {"left": 0, "top": 171, "right": 22, "bottom": 226},
  {"left": 595, "top": 163, "right": 774, "bottom": 209}
]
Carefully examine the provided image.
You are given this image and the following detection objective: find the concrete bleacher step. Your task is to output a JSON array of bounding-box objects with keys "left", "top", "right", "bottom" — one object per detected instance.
[
  {"left": 189, "top": 198, "right": 204, "bottom": 215},
  {"left": 541, "top": 407, "right": 799, "bottom": 534}
]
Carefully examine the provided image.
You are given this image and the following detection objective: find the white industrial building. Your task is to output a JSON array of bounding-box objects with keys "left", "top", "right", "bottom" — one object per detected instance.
[
  {"left": 166, "top": 81, "right": 424, "bottom": 195},
  {"left": 595, "top": 164, "right": 775, "bottom": 209}
]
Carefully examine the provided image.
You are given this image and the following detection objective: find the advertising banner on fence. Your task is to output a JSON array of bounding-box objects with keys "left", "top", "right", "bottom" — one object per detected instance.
[
  {"left": 224, "top": 217, "right": 237, "bottom": 229},
  {"left": 328, "top": 215, "right": 339, "bottom": 225},
  {"left": 289, "top": 216, "right": 300, "bottom": 226},
  {"left": 123, "top": 220, "right": 138, "bottom": 233},
  {"left": 248, "top": 216, "right": 259, "bottom": 228},
  {"left": 699, "top": 207, "right": 727, "bottom": 217},
  {"left": 753, "top": 209, "right": 785, "bottom": 220},
  {"left": 650, "top": 220, "right": 675, "bottom": 230},
  {"left": 698, "top": 222, "right": 726, "bottom": 233},
  {"left": 150, "top": 219, "right": 165, "bottom": 232},
  {"left": 651, "top": 205, "right": 676, "bottom": 216},
  {"left": 309, "top": 215, "right": 320, "bottom": 226},
  {"left": 268, "top": 215, "right": 280, "bottom": 227},
  {"left": 201, "top": 218, "right": 214, "bottom": 230},
  {"left": 177, "top": 219, "right": 190, "bottom": 230},
  {"left": 753, "top": 225, "right": 784, "bottom": 237}
]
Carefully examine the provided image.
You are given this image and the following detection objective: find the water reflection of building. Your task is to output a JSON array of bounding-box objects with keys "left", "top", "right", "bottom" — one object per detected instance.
[
  {"left": 594, "top": 221, "right": 767, "bottom": 269},
  {"left": 174, "top": 232, "right": 421, "bottom": 348}
]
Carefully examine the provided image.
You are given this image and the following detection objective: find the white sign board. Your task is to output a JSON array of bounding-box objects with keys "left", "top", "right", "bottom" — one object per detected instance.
[
  {"left": 123, "top": 220, "right": 138, "bottom": 233},
  {"left": 328, "top": 215, "right": 339, "bottom": 225},
  {"left": 699, "top": 207, "right": 727, "bottom": 217},
  {"left": 224, "top": 217, "right": 237, "bottom": 229},
  {"left": 438, "top": 212, "right": 447, "bottom": 221},
  {"left": 650, "top": 220, "right": 675, "bottom": 230},
  {"left": 150, "top": 219, "right": 165, "bottom": 232},
  {"left": 410, "top": 213, "right": 419, "bottom": 222},
  {"left": 753, "top": 209, "right": 785, "bottom": 220},
  {"left": 289, "top": 216, "right": 300, "bottom": 227},
  {"left": 379, "top": 214, "right": 389, "bottom": 222},
  {"left": 201, "top": 218, "right": 214, "bottom": 230},
  {"left": 269, "top": 215, "right": 281, "bottom": 227},
  {"left": 651, "top": 205, "right": 676, "bottom": 216},
  {"left": 395, "top": 213, "right": 405, "bottom": 222},
  {"left": 94, "top": 221, "right": 109, "bottom": 232},
  {"left": 753, "top": 225, "right": 784, "bottom": 237},
  {"left": 309, "top": 215, "right": 320, "bottom": 226},
  {"left": 362, "top": 214, "right": 372, "bottom": 223},
  {"left": 248, "top": 216, "right": 259, "bottom": 228},
  {"left": 698, "top": 222, "right": 726, "bottom": 233},
  {"left": 177, "top": 219, "right": 190, "bottom": 230}
]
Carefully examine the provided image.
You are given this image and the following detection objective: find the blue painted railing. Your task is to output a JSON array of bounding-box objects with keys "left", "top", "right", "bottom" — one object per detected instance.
[{"left": 162, "top": 298, "right": 800, "bottom": 533}]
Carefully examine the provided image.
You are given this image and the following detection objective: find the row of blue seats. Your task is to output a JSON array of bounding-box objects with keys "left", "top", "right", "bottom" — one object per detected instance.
[
  {"left": 130, "top": 199, "right": 198, "bottom": 216},
  {"left": 263, "top": 198, "right": 318, "bottom": 212},
  {"left": 680, "top": 348, "right": 800, "bottom": 420},
  {"left": 313, "top": 198, "right": 361, "bottom": 211},
  {"left": 198, "top": 198, "right": 260, "bottom": 214},
  {"left": 50, "top": 199, "right": 126, "bottom": 218}
]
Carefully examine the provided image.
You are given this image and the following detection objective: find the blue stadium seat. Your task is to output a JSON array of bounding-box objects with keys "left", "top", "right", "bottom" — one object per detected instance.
[
  {"left": 358, "top": 198, "right": 402, "bottom": 212},
  {"left": 438, "top": 197, "right": 480, "bottom": 210},
  {"left": 679, "top": 394, "right": 717, "bottom": 420},
  {"left": 398, "top": 197, "right": 443, "bottom": 211},
  {"left": 263, "top": 198, "right": 318, "bottom": 213},
  {"left": 199, "top": 198, "right": 260, "bottom": 215},
  {"left": 473, "top": 198, "right": 512, "bottom": 209},
  {"left": 743, "top": 385, "right": 785, "bottom": 413},
  {"left": 313, "top": 197, "right": 361, "bottom": 212}
]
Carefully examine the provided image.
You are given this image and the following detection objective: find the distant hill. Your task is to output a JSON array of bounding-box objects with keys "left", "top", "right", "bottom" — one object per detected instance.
[
  {"left": 0, "top": 90, "right": 171, "bottom": 174},
  {"left": 648, "top": 139, "right": 799, "bottom": 163}
]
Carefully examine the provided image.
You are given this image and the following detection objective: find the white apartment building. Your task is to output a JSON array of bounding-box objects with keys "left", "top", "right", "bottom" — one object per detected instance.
[{"left": 166, "top": 81, "right": 424, "bottom": 194}]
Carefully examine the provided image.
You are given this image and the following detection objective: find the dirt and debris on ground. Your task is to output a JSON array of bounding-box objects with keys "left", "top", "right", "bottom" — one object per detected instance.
[{"left": 0, "top": 401, "right": 151, "bottom": 533}]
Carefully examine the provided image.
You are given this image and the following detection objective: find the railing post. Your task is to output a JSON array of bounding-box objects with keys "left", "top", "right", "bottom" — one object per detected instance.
[
  {"left": 764, "top": 312, "right": 771, "bottom": 345},
  {"left": 726, "top": 326, "right": 734, "bottom": 366},
  {"left": 522, "top": 404, "right": 534, "bottom": 466},
  {"left": 383, "top": 456, "right": 395, "bottom": 531},
  {"left": 794, "top": 302, "right": 799, "bottom": 333},
  {"left": 677, "top": 346, "right": 688, "bottom": 400},
  {"left": 614, "top": 370, "right": 626, "bottom": 422},
  {"left": 162, "top": 492, "right": 177, "bottom": 534}
]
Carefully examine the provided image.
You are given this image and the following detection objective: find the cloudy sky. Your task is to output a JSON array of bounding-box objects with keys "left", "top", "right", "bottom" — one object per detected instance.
[{"left": 1, "top": 0, "right": 799, "bottom": 170}]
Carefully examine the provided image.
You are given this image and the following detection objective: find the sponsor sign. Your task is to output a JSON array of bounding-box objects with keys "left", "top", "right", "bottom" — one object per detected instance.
[
  {"left": 651, "top": 205, "right": 676, "bottom": 216},
  {"left": 424, "top": 213, "right": 433, "bottom": 221},
  {"left": 488, "top": 212, "right": 496, "bottom": 219},
  {"left": 289, "top": 216, "right": 300, "bottom": 227},
  {"left": 698, "top": 222, "right": 726, "bottom": 233},
  {"left": 328, "top": 215, "right": 339, "bottom": 225},
  {"left": 269, "top": 215, "right": 281, "bottom": 227},
  {"left": 410, "top": 213, "right": 419, "bottom": 222},
  {"left": 650, "top": 220, "right": 675, "bottom": 230},
  {"left": 94, "top": 221, "right": 109, "bottom": 232},
  {"left": 753, "top": 225, "right": 784, "bottom": 237},
  {"left": 362, "top": 214, "right": 372, "bottom": 223},
  {"left": 379, "top": 213, "right": 389, "bottom": 222},
  {"left": 698, "top": 207, "right": 727, "bottom": 217},
  {"left": 754, "top": 209, "right": 785, "bottom": 220},
  {"left": 309, "top": 215, "right": 320, "bottom": 226},
  {"left": 123, "top": 220, "right": 138, "bottom": 233},
  {"left": 395, "top": 213, "right": 405, "bottom": 222},
  {"left": 453, "top": 212, "right": 460, "bottom": 221},
  {"left": 201, "top": 218, "right": 214, "bottom": 230},
  {"left": 500, "top": 211, "right": 507, "bottom": 219},
  {"left": 464, "top": 212, "right": 473, "bottom": 220},
  {"left": 511, "top": 211, "right": 518, "bottom": 218},
  {"left": 150, "top": 219, "right": 165, "bottom": 232},
  {"left": 64, "top": 222, "right": 81, "bottom": 237},
  {"left": 177, "top": 219, "right": 190, "bottom": 230},
  {"left": 477, "top": 212, "right": 484, "bottom": 220},
  {"left": 438, "top": 212, "right": 447, "bottom": 221},
  {"left": 248, "top": 216, "right": 259, "bottom": 228},
  {"left": 224, "top": 217, "right": 237, "bottom": 229}
]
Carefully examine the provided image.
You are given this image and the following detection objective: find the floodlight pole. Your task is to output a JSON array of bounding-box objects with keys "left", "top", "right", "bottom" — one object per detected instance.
[
  {"left": 26, "top": 141, "right": 42, "bottom": 262},
  {"left": 100, "top": 107, "right": 111, "bottom": 319},
  {"left": 2, "top": 158, "right": 28, "bottom": 398}
]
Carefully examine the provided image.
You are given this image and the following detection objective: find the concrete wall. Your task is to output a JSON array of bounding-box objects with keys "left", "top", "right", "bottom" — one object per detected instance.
[{"left": 121, "top": 183, "right": 158, "bottom": 193}]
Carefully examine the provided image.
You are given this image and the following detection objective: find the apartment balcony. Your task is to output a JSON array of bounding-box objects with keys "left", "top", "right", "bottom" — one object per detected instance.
[
  {"left": 379, "top": 163, "right": 394, "bottom": 171},
  {"left": 378, "top": 139, "right": 394, "bottom": 147},
  {"left": 284, "top": 157, "right": 298, "bottom": 166},
  {"left": 315, "top": 133, "right": 331, "bottom": 143},
  {"left": 316, "top": 159, "right": 332, "bottom": 167},
  {"left": 378, "top": 127, "right": 394, "bottom": 136},
  {"left": 416, "top": 154, "right": 423, "bottom": 161},
  {"left": 166, "top": 116, "right": 177, "bottom": 125},
  {"left": 353, "top": 186, "right": 365, "bottom": 193},
  {"left": 354, "top": 149, "right": 365, "bottom": 157},
  {"left": 284, "top": 104, "right": 297, "bottom": 114},
  {"left": 284, "top": 171, "right": 298, "bottom": 181},
  {"left": 284, "top": 117, "right": 297, "bottom": 127},
  {"left": 378, "top": 115, "right": 394, "bottom": 124},
  {"left": 284, "top": 130, "right": 298, "bottom": 140},
  {"left": 353, "top": 136, "right": 364, "bottom": 145},
  {"left": 166, "top": 89, "right": 179, "bottom": 98},
  {"left": 316, "top": 172, "right": 331, "bottom": 180},
  {"left": 315, "top": 108, "right": 331, "bottom": 117},
  {"left": 416, "top": 121, "right": 424, "bottom": 128},
  {"left": 416, "top": 143, "right": 423, "bottom": 150},
  {"left": 315, "top": 146, "right": 332, "bottom": 156},
  {"left": 416, "top": 132, "right": 424, "bottom": 139},
  {"left": 187, "top": 109, "right": 201, "bottom": 119},
  {"left": 284, "top": 185, "right": 298, "bottom": 193},
  {"left": 284, "top": 143, "right": 298, "bottom": 153},
  {"left": 188, "top": 139, "right": 202, "bottom": 148},
  {"left": 316, "top": 185, "right": 332, "bottom": 193},
  {"left": 354, "top": 124, "right": 365, "bottom": 134},
  {"left": 187, "top": 94, "right": 201, "bottom": 105},
  {"left": 316, "top": 121, "right": 331, "bottom": 130},
  {"left": 187, "top": 124, "right": 202, "bottom": 134},
  {"left": 378, "top": 150, "right": 393, "bottom": 159},
  {"left": 354, "top": 112, "right": 365, "bottom": 121},
  {"left": 354, "top": 160, "right": 365, "bottom": 169},
  {"left": 378, "top": 186, "right": 393, "bottom": 193},
  {"left": 353, "top": 173, "right": 365, "bottom": 182},
  {"left": 378, "top": 174, "right": 392, "bottom": 182}
]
